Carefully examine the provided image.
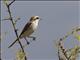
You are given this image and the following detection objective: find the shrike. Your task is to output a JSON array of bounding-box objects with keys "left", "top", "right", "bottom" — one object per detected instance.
[{"left": 8, "top": 16, "right": 40, "bottom": 48}]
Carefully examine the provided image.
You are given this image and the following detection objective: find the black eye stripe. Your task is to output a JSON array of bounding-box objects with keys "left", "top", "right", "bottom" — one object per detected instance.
[{"left": 36, "top": 17, "right": 39, "bottom": 19}]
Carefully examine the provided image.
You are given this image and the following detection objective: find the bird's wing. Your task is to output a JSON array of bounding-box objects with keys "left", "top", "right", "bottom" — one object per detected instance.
[
  {"left": 20, "top": 21, "right": 32, "bottom": 37},
  {"left": 8, "top": 22, "right": 32, "bottom": 48}
]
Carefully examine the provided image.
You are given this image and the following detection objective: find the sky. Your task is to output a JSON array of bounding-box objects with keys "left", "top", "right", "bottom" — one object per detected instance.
[{"left": 1, "top": 1, "right": 80, "bottom": 60}]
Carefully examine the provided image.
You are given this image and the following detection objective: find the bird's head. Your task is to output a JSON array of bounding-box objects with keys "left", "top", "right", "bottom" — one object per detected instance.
[{"left": 30, "top": 16, "right": 40, "bottom": 22}]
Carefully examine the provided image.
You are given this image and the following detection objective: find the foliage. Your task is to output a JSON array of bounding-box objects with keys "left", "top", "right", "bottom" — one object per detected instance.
[
  {"left": 16, "top": 49, "right": 26, "bottom": 60},
  {"left": 57, "top": 27, "right": 80, "bottom": 60}
]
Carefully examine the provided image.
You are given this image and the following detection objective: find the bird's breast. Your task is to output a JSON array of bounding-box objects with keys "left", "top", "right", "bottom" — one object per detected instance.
[{"left": 32, "top": 20, "right": 39, "bottom": 30}]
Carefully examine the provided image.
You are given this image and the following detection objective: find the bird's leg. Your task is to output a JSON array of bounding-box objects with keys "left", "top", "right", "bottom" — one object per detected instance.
[
  {"left": 24, "top": 37, "right": 30, "bottom": 45},
  {"left": 28, "top": 36, "right": 36, "bottom": 40}
]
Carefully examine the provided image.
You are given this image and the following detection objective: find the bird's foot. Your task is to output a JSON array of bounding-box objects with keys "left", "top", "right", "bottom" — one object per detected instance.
[
  {"left": 27, "top": 41, "right": 30, "bottom": 45},
  {"left": 28, "top": 36, "right": 36, "bottom": 41},
  {"left": 33, "top": 37, "right": 36, "bottom": 41}
]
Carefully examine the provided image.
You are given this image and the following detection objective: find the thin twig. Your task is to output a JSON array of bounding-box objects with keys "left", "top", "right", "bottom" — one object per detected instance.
[{"left": 8, "top": 0, "right": 15, "bottom": 6}]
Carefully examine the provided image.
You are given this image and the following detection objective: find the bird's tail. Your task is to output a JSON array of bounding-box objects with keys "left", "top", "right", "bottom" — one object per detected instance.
[{"left": 8, "top": 38, "right": 19, "bottom": 48}]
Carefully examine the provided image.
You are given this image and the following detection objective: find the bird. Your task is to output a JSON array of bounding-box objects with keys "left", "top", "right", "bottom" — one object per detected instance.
[{"left": 8, "top": 16, "right": 40, "bottom": 48}]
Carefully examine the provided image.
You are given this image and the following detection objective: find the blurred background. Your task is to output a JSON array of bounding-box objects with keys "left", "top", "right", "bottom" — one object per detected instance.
[{"left": 1, "top": 1, "right": 80, "bottom": 60}]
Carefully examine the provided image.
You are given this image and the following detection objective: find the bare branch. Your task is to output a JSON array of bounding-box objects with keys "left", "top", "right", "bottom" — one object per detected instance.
[
  {"left": 8, "top": 0, "right": 15, "bottom": 6},
  {"left": 3, "top": 0, "right": 27, "bottom": 60},
  {"left": 5, "top": 0, "right": 24, "bottom": 52}
]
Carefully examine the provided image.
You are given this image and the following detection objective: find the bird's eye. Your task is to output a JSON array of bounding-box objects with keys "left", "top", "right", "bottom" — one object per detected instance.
[{"left": 36, "top": 17, "right": 39, "bottom": 19}]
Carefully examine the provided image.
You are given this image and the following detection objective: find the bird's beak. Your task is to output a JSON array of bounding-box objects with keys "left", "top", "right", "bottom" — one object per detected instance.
[{"left": 40, "top": 18, "right": 42, "bottom": 20}]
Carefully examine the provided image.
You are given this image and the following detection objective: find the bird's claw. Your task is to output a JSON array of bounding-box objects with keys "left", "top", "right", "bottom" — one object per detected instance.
[
  {"left": 33, "top": 37, "right": 36, "bottom": 40},
  {"left": 27, "top": 41, "right": 30, "bottom": 45}
]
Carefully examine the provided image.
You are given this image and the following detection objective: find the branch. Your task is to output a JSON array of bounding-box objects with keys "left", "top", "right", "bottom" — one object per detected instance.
[
  {"left": 68, "top": 46, "right": 80, "bottom": 60},
  {"left": 4, "top": 0, "right": 27, "bottom": 60},
  {"left": 8, "top": 0, "right": 15, "bottom": 6},
  {"left": 58, "top": 39, "right": 69, "bottom": 60},
  {"left": 6, "top": 1, "right": 24, "bottom": 51}
]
